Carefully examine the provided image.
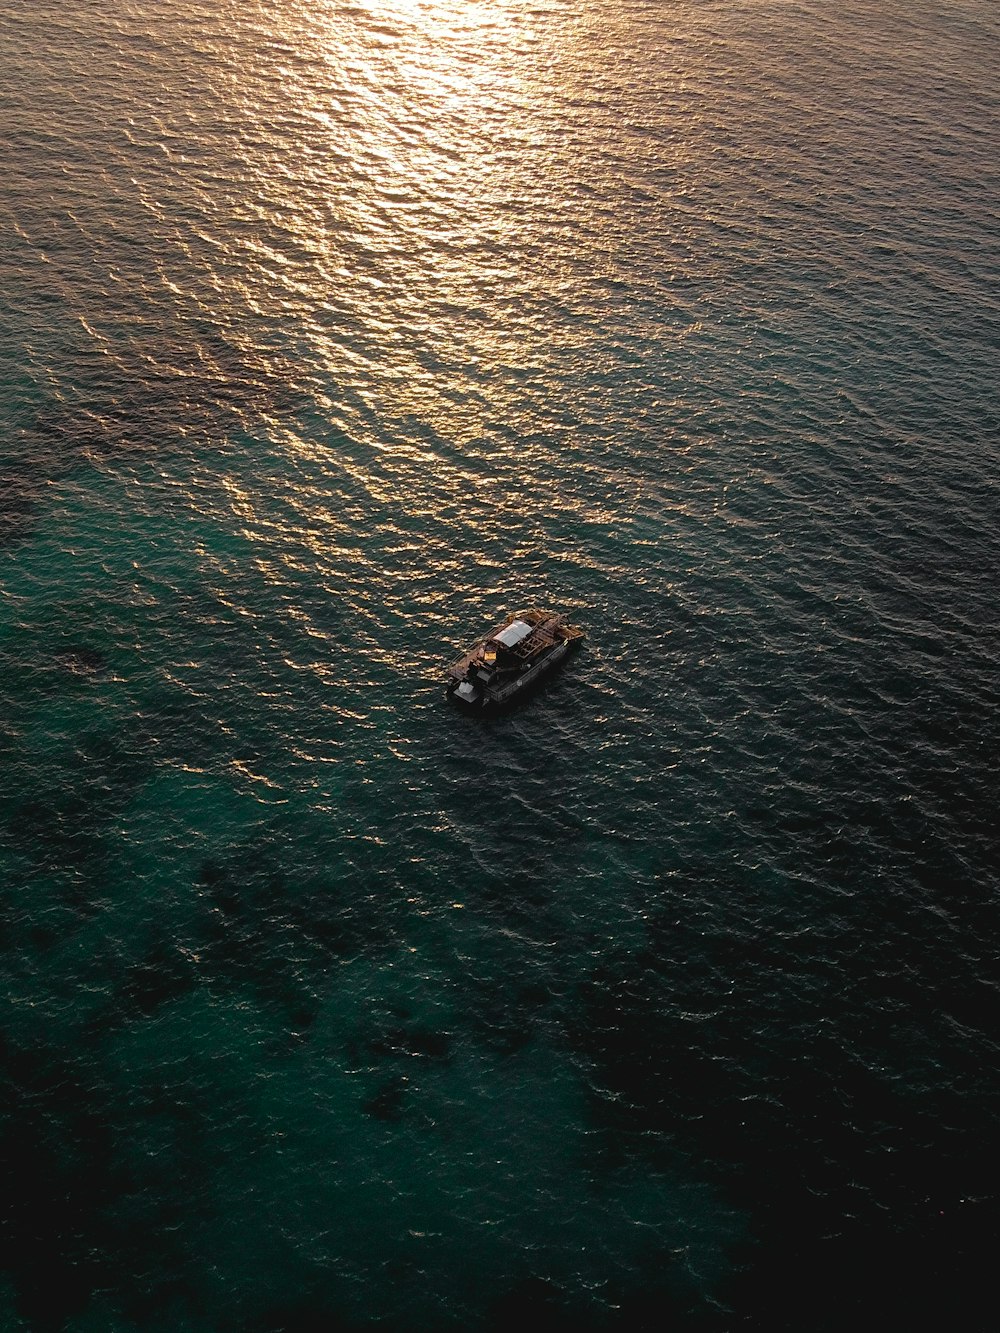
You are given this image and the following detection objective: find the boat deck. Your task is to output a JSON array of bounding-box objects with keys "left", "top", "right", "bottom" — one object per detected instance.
[{"left": 446, "top": 610, "right": 583, "bottom": 682}]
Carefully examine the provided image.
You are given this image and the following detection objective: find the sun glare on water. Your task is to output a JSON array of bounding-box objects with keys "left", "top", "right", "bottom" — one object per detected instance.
[
  {"left": 350, "top": 0, "right": 496, "bottom": 25},
  {"left": 230, "top": 0, "right": 582, "bottom": 462}
]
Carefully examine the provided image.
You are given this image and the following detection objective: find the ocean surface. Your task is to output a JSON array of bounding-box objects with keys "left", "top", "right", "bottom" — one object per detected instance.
[{"left": 1, "top": 1, "right": 998, "bottom": 1328}]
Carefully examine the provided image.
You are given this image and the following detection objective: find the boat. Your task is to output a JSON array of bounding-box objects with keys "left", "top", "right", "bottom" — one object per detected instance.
[{"left": 445, "top": 609, "right": 584, "bottom": 709}]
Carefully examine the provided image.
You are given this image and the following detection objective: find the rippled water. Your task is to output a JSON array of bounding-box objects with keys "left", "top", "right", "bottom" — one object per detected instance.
[{"left": 2, "top": 1, "right": 999, "bottom": 1328}]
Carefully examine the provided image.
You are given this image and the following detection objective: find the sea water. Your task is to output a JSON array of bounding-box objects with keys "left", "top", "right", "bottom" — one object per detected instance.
[{"left": 1, "top": 2, "right": 998, "bottom": 1328}]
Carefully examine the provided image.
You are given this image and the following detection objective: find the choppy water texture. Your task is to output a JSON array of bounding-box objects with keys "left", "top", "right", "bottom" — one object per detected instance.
[{"left": 2, "top": 1, "right": 999, "bottom": 1328}]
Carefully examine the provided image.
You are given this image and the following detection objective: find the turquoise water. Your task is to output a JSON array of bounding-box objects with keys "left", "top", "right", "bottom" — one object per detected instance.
[{"left": 2, "top": 1, "right": 998, "bottom": 1328}]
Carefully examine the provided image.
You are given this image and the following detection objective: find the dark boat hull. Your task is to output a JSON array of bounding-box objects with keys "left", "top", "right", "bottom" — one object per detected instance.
[{"left": 446, "top": 637, "right": 574, "bottom": 710}]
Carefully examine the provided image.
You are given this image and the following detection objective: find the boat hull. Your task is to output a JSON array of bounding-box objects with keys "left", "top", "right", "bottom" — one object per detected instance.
[{"left": 446, "top": 637, "right": 573, "bottom": 711}]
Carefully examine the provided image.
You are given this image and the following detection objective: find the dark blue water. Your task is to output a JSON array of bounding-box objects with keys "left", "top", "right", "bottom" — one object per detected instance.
[{"left": 2, "top": 1, "right": 999, "bottom": 1329}]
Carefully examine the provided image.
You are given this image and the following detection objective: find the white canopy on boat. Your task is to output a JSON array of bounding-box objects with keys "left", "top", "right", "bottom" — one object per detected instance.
[{"left": 493, "top": 619, "right": 533, "bottom": 648}]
